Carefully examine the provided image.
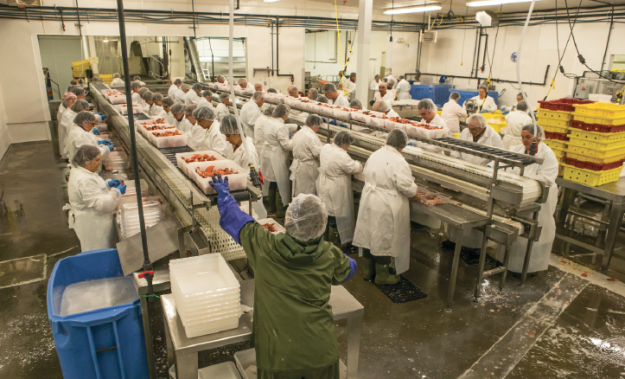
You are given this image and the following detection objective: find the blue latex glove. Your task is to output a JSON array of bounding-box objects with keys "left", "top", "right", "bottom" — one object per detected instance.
[
  {"left": 322, "top": 118, "right": 327, "bottom": 123},
  {"left": 107, "top": 145, "right": 115, "bottom": 151},
  {"left": 503, "top": 110, "right": 510, "bottom": 115},
  {"left": 407, "top": 141, "right": 415, "bottom": 146},
  {"left": 97, "top": 140, "right": 111, "bottom": 145},
  {"left": 92, "top": 127, "right": 101, "bottom": 135},
  {"left": 339, "top": 123, "right": 348, "bottom": 128},
  {"left": 480, "top": 110, "right": 489, "bottom": 114},
  {"left": 95, "top": 112, "right": 106, "bottom": 120},
  {"left": 329, "top": 120, "right": 338, "bottom": 125},
  {"left": 107, "top": 179, "right": 121, "bottom": 188},
  {"left": 117, "top": 184, "right": 127, "bottom": 195},
  {"left": 210, "top": 174, "right": 254, "bottom": 244},
  {"left": 342, "top": 253, "right": 357, "bottom": 284}
]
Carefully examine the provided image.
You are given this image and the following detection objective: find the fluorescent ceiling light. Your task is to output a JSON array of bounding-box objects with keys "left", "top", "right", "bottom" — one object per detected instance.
[
  {"left": 384, "top": 5, "right": 442, "bottom": 14},
  {"left": 264, "top": 0, "right": 280, "bottom": 2},
  {"left": 103, "top": 39, "right": 109, "bottom": 43},
  {"left": 467, "top": 0, "right": 540, "bottom": 7}
]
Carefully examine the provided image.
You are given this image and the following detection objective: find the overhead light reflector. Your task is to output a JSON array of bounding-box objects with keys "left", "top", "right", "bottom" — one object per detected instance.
[
  {"left": 264, "top": 0, "right": 280, "bottom": 2},
  {"left": 103, "top": 39, "right": 109, "bottom": 43},
  {"left": 467, "top": 0, "right": 540, "bottom": 7},
  {"left": 384, "top": 5, "right": 442, "bottom": 14}
]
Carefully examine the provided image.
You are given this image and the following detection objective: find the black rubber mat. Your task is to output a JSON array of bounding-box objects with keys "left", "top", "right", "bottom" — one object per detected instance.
[{"left": 373, "top": 276, "right": 428, "bottom": 304}]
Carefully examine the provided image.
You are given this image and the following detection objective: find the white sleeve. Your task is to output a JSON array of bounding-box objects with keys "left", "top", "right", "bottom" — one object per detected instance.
[
  {"left": 277, "top": 126, "right": 293, "bottom": 151},
  {"left": 395, "top": 162, "right": 418, "bottom": 198},
  {"left": 531, "top": 152, "right": 559, "bottom": 187},
  {"left": 338, "top": 154, "right": 363, "bottom": 175},
  {"left": 310, "top": 135, "right": 323, "bottom": 159},
  {"left": 486, "top": 97, "right": 498, "bottom": 112},
  {"left": 78, "top": 179, "right": 121, "bottom": 214},
  {"left": 455, "top": 104, "right": 467, "bottom": 117},
  {"left": 207, "top": 133, "right": 229, "bottom": 157}
]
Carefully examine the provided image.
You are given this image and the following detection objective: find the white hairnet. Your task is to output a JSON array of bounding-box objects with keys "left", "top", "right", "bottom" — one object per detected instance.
[
  {"left": 349, "top": 99, "right": 362, "bottom": 109},
  {"left": 174, "top": 78, "right": 183, "bottom": 85},
  {"left": 450, "top": 92, "right": 460, "bottom": 101},
  {"left": 522, "top": 123, "right": 544, "bottom": 140},
  {"left": 153, "top": 93, "right": 163, "bottom": 102},
  {"left": 72, "top": 145, "right": 101, "bottom": 167},
  {"left": 202, "top": 90, "right": 213, "bottom": 98},
  {"left": 333, "top": 130, "right": 356, "bottom": 147},
  {"left": 131, "top": 81, "right": 141, "bottom": 90},
  {"left": 516, "top": 101, "right": 529, "bottom": 112},
  {"left": 162, "top": 97, "right": 175, "bottom": 107},
  {"left": 220, "top": 115, "right": 239, "bottom": 135},
  {"left": 62, "top": 92, "right": 77, "bottom": 107},
  {"left": 171, "top": 103, "right": 185, "bottom": 114},
  {"left": 372, "top": 100, "right": 391, "bottom": 113},
  {"left": 264, "top": 107, "right": 274, "bottom": 116},
  {"left": 219, "top": 92, "right": 229, "bottom": 102},
  {"left": 467, "top": 114, "right": 487, "bottom": 129},
  {"left": 181, "top": 84, "right": 191, "bottom": 91},
  {"left": 417, "top": 99, "right": 436, "bottom": 112},
  {"left": 185, "top": 103, "right": 197, "bottom": 116},
  {"left": 267, "top": 88, "right": 278, "bottom": 93},
  {"left": 193, "top": 106, "right": 216, "bottom": 121},
  {"left": 252, "top": 91, "right": 264, "bottom": 101},
  {"left": 272, "top": 104, "right": 290, "bottom": 118},
  {"left": 317, "top": 96, "right": 328, "bottom": 104},
  {"left": 217, "top": 75, "right": 225, "bottom": 81},
  {"left": 308, "top": 88, "right": 318, "bottom": 100},
  {"left": 138, "top": 87, "right": 149, "bottom": 96},
  {"left": 322, "top": 83, "right": 337, "bottom": 93},
  {"left": 386, "top": 129, "right": 408, "bottom": 149},
  {"left": 134, "top": 76, "right": 141, "bottom": 81},
  {"left": 113, "top": 73, "right": 121, "bottom": 79},
  {"left": 74, "top": 111, "right": 96, "bottom": 127},
  {"left": 71, "top": 87, "right": 85, "bottom": 97},
  {"left": 305, "top": 114, "right": 322, "bottom": 128},
  {"left": 70, "top": 80, "right": 78, "bottom": 85},
  {"left": 192, "top": 83, "right": 203, "bottom": 91},
  {"left": 285, "top": 194, "right": 329, "bottom": 242},
  {"left": 143, "top": 91, "right": 154, "bottom": 101},
  {"left": 70, "top": 99, "right": 90, "bottom": 112},
  {"left": 479, "top": 85, "right": 488, "bottom": 92}
]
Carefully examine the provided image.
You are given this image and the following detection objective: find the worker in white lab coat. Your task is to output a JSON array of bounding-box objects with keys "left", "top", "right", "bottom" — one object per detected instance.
[
  {"left": 287, "top": 85, "right": 301, "bottom": 99},
  {"left": 395, "top": 75, "right": 412, "bottom": 100},
  {"left": 307, "top": 88, "right": 318, "bottom": 101},
  {"left": 290, "top": 115, "right": 324, "bottom": 197},
  {"left": 137, "top": 87, "right": 149, "bottom": 111},
  {"left": 317, "top": 131, "right": 363, "bottom": 249},
  {"left": 452, "top": 114, "right": 504, "bottom": 166},
  {"left": 511, "top": 92, "right": 527, "bottom": 112},
  {"left": 180, "top": 104, "right": 197, "bottom": 134},
  {"left": 240, "top": 91, "right": 264, "bottom": 139},
  {"left": 504, "top": 101, "right": 533, "bottom": 150},
  {"left": 350, "top": 99, "right": 366, "bottom": 111},
  {"left": 495, "top": 124, "right": 559, "bottom": 274},
  {"left": 158, "top": 96, "right": 175, "bottom": 121},
  {"left": 192, "top": 106, "right": 230, "bottom": 157},
  {"left": 66, "top": 145, "right": 126, "bottom": 252},
  {"left": 168, "top": 78, "right": 182, "bottom": 99},
  {"left": 220, "top": 115, "right": 267, "bottom": 219},
  {"left": 343, "top": 73, "right": 356, "bottom": 97},
  {"left": 130, "top": 81, "right": 142, "bottom": 104},
  {"left": 186, "top": 105, "right": 210, "bottom": 151},
  {"left": 441, "top": 92, "right": 467, "bottom": 134},
  {"left": 322, "top": 83, "right": 350, "bottom": 108},
  {"left": 217, "top": 75, "right": 229, "bottom": 86},
  {"left": 197, "top": 90, "right": 215, "bottom": 110},
  {"left": 262, "top": 104, "right": 294, "bottom": 218},
  {"left": 185, "top": 83, "right": 203, "bottom": 105},
  {"left": 133, "top": 75, "right": 146, "bottom": 87},
  {"left": 110, "top": 73, "right": 125, "bottom": 87},
  {"left": 170, "top": 103, "right": 188, "bottom": 132},
  {"left": 373, "top": 83, "right": 395, "bottom": 103},
  {"left": 66, "top": 112, "right": 112, "bottom": 163},
  {"left": 215, "top": 92, "right": 231, "bottom": 121},
  {"left": 254, "top": 107, "right": 274, "bottom": 197},
  {"left": 372, "top": 100, "right": 399, "bottom": 118},
  {"left": 57, "top": 93, "right": 77, "bottom": 157},
  {"left": 60, "top": 100, "right": 91, "bottom": 160},
  {"left": 175, "top": 84, "right": 190, "bottom": 103},
  {"left": 254, "top": 83, "right": 264, "bottom": 93},
  {"left": 465, "top": 85, "right": 497, "bottom": 113},
  {"left": 385, "top": 71, "right": 397, "bottom": 89},
  {"left": 141, "top": 91, "right": 154, "bottom": 114},
  {"left": 369, "top": 75, "right": 381, "bottom": 92},
  {"left": 353, "top": 129, "right": 418, "bottom": 285}
]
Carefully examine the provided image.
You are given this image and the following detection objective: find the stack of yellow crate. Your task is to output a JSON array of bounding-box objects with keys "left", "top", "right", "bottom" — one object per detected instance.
[
  {"left": 482, "top": 111, "right": 507, "bottom": 134},
  {"left": 72, "top": 59, "right": 90, "bottom": 78}
]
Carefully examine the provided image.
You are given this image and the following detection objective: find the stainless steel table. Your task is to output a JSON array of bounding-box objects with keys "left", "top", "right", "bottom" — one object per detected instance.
[
  {"left": 161, "top": 280, "right": 364, "bottom": 379},
  {"left": 556, "top": 176, "right": 625, "bottom": 269}
]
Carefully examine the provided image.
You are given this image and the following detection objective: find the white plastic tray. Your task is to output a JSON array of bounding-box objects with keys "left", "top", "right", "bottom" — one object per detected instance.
[
  {"left": 170, "top": 254, "right": 240, "bottom": 299},
  {"left": 170, "top": 361, "right": 242, "bottom": 379},
  {"left": 148, "top": 131, "right": 188, "bottom": 148},
  {"left": 175, "top": 150, "right": 227, "bottom": 177},
  {"left": 192, "top": 160, "right": 248, "bottom": 195},
  {"left": 234, "top": 348, "right": 257, "bottom": 379},
  {"left": 257, "top": 218, "right": 286, "bottom": 235}
]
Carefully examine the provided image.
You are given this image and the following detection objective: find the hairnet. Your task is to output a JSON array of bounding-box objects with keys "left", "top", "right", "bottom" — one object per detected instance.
[
  {"left": 387, "top": 79, "right": 396, "bottom": 86},
  {"left": 131, "top": 81, "right": 141, "bottom": 90},
  {"left": 220, "top": 115, "right": 239, "bottom": 135},
  {"left": 70, "top": 80, "right": 78, "bottom": 85},
  {"left": 285, "top": 194, "right": 328, "bottom": 242},
  {"left": 185, "top": 103, "right": 197, "bottom": 116},
  {"left": 398, "top": 75, "right": 405, "bottom": 80},
  {"left": 71, "top": 87, "right": 85, "bottom": 97},
  {"left": 72, "top": 145, "right": 101, "bottom": 167},
  {"left": 92, "top": 77, "right": 102, "bottom": 83},
  {"left": 322, "top": 83, "right": 337, "bottom": 93},
  {"left": 174, "top": 78, "right": 182, "bottom": 85},
  {"left": 289, "top": 86, "right": 299, "bottom": 93},
  {"left": 450, "top": 92, "right": 460, "bottom": 101},
  {"left": 350, "top": 72, "right": 356, "bottom": 77},
  {"left": 143, "top": 91, "right": 154, "bottom": 101},
  {"left": 479, "top": 85, "right": 488, "bottom": 92},
  {"left": 153, "top": 93, "right": 163, "bottom": 102},
  {"left": 374, "top": 74, "right": 380, "bottom": 79},
  {"left": 272, "top": 104, "right": 290, "bottom": 118},
  {"left": 162, "top": 97, "right": 175, "bottom": 107},
  {"left": 202, "top": 90, "right": 213, "bottom": 98},
  {"left": 74, "top": 111, "right": 96, "bottom": 127},
  {"left": 62, "top": 92, "right": 77, "bottom": 107},
  {"left": 386, "top": 129, "right": 408, "bottom": 149},
  {"left": 317, "top": 96, "right": 328, "bottom": 104},
  {"left": 252, "top": 91, "right": 264, "bottom": 102},
  {"left": 518, "top": 91, "right": 527, "bottom": 97},
  {"left": 219, "top": 92, "right": 229, "bottom": 102},
  {"left": 70, "top": 99, "right": 90, "bottom": 112},
  {"left": 467, "top": 114, "right": 488, "bottom": 129},
  {"left": 385, "top": 71, "right": 392, "bottom": 76},
  {"left": 516, "top": 101, "right": 529, "bottom": 112},
  {"left": 193, "top": 106, "right": 216, "bottom": 121},
  {"left": 134, "top": 76, "right": 141, "bottom": 81},
  {"left": 217, "top": 75, "right": 225, "bottom": 81},
  {"left": 308, "top": 88, "right": 318, "bottom": 100},
  {"left": 238, "top": 78, "right": 247, "bottom": 85},
  {"left": 181, "top": 84, "right": 191, "bottom": 91},
  {"left": 305, "top": 114, "right": 322, "bottom": 128},
  {"left": 373, "top": 100, "right": 391, "bottom": 113},
  {"left": 192, "top": 83, "right": 203, "bottom": 91},
  {"left": 267, "top": 88, "right": 278, "bottom": 93},
  {"left": 113, "top": 73, "right": 121, "bottom": 79},
  {"left": 349, "top": 99, "right": 362, "bottom": 109},
  {"left": 171, "top": 103, "right": 185, "bottom": 114},
  {"left": 522, "top": 123, "right": 544, "bottom": 140},
  {"left": 417, "top": 99, "right": 436, "bottom": 112},
  {"left": 138, "top": 87, "right": 149, "bottom": 96},
  {"left": 333, "top": 130, "right": 356, "bottom": 147},
  {"left": 264, "top": 107, "right": 274, "bottom": 116}
]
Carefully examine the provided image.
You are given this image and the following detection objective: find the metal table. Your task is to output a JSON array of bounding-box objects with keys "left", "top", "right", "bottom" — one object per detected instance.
[
  {"left": 556, "top": 176, "right": 625, "bottom": 269},
  {"left": 161, "top": 280, "right": 364, "bottom": 379}
]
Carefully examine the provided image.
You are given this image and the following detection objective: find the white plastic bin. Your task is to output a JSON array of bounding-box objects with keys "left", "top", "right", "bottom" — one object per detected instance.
[
  {"left": 148, "top": 131, "right": 188, "bottom": 148},
  {"left": 170, "top": 254, "right": 240, "bottom": 302},
  {"left": 257, "top": 218, "right": 286, "bottom": 235},
  {"left": 175, "top": 150, "right": 227, "bottom": 177},
  {"left": 169, "top": 362, "right": 242, "bottom": 379},
  {"left": 234, "top": 348, "right": 257, "bottom": 379},
  {"left": 192, "top": 161, "right": 248, "bottom": 195}
]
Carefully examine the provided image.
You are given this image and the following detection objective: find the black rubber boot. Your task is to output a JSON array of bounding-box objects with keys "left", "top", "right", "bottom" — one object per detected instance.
[
  {"left": 363, "top": 257, "right": 375, "bottom": 281},
  {"left": 267, "top": 187, "right": 277, "bottom": 214},
  {"left": 276, "top": 192, "right": 286, "bottom": 219}
]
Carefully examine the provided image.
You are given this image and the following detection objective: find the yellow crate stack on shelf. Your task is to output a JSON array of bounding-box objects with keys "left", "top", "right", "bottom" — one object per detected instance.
[
  {"left": 72, "top": 59, "right": 91, "bottom": 78},
  {"left": 536, "top": 106, "right": 574, "bottom": 175}
]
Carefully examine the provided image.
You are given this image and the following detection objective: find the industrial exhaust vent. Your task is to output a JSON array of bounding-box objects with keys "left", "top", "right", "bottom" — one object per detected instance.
[
  {"left": 8, "top": 0, "right": 42, "bottom": 5},
  {"left": 421, "top": 31, "right": 438, "bottom": 43}
]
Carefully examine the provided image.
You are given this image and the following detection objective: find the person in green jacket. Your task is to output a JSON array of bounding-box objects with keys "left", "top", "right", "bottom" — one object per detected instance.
[{"left": 210, "top": 174, "right": 357, "bottom": 379}]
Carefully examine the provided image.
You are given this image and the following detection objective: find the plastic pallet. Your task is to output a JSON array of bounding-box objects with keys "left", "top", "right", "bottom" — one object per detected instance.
[
  {"left": 571, "top": 120, "right": 625, "bottom": 133},
  {"left": 573, "top": 103, "right": 625, "bottom": 118},
  {"left": 551, "top": 147, "right": 566, "bottom": 159},
  {"left": 545, "top": 131, "right": 569, "bottom": 141},
  {"left": 562, "top": 164, "right": 624, "bottom": 187},
  {"left": 566, "top": 144, "right": 625, "bottom": 159},
  {"left": 573, "top": 112, "right": 625, "bottom": 126},
  {"left": 564, "top": 157, "right": 625, "bottom": 171},
  {"left": 568, "top": 129, "right": 625, "bottom": 143},
  {"left": 538, "top": 98, "right": 594, "bottom": 112},
  {"left": 538, "top": 117, "right": 571, "bottom": 129},
  {"left": 542, "top": 123, "right": 569, "bottom": 134}
]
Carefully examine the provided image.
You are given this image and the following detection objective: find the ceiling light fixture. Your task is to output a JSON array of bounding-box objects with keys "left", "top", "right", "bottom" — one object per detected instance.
[
  {"left": 103, "top": 39, "right": 109, "bottom": 43},
  {"left": 467, "top": 0, "right": 541, "bottom": 7},
  {"left": 263, "top": 0, "right": 280, "bottom": 2},
  {"left": 384, "top": 5, "right": 442, "bottom": 14}
]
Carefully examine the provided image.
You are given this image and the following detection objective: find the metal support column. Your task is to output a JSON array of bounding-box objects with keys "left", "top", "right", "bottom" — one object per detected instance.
[{"left": 355, "top": 0, "right": 373, "bottom": 104}]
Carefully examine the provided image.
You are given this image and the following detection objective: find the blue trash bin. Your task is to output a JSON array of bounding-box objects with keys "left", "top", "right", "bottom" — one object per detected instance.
[
  {"left": 47, "top": 248, "right": 149, "bottom": 379},
  {"left": 455, "top": 90, "right": 499, "bottom": 107}
]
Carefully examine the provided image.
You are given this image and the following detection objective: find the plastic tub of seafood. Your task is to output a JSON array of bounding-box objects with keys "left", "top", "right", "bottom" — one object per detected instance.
[
  {"left": 332, "top": 107, "right": 352, "bottom": 120},
  {"left": 367, "top": 113, "right": 387, "bottom": 128},
  {"left": 192, "top": 160, "right": 248, "bottom": 195},
  {"left": 175, "top": 151, "right": 227, "bottom": 177},
  {"left": 257, "top": 218, "right": 286, "bottom": 235},
  {"left": 118, "top": 103, "right": 142, "bottom": 115},
  {"left": 148, "top": 130, "right": 187, "bottom": 148}
]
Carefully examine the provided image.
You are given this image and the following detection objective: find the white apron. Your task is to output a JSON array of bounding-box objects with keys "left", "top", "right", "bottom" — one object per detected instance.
[
  {"left": 290, "top": 158, "right": 319, "bottom": 197},
  {"left": 317, "top": 167, "right": 356, "bottom": 244},
  {"left": 265, "top": 144, "right": 292, "bottom": 204},
  {"left": 67, "top": 205, "right": 119, "bottom": 252}
]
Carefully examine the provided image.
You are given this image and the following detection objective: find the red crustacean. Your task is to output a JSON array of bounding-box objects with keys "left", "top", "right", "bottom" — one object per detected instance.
[
  {"left": 145, "top": 124, "right": 175, "bottom": 131},
  {"left": 183, "top": 154, "right": 218, "bottom": 163},
  {"left": 195, "top": 166, "right": 239, "bottom": 178},
  {"left": 262, "top": 223, "right": 277, "bottom": 232},
  {"left": 152, "top": 130, "right": 182, "bottom": 137},
  {"left": 155, "top": 118, "right": 165, "bottom": 124}
]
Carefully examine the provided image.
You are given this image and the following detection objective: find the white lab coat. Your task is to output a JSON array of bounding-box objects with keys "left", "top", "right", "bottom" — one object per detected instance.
[
  {"left": 452, "top": 125, "right": 504, "bottom": 166},
  {"left": 173, "top": 115, "right": 187, "bottom": 133},
  {"left": 203, "top": 121, "right": 230, "bottom": 157},
  {"left": 317, "top": 144, "right": 363, "bottom": 244},
  {"left": 386, "top": 75, "right": 397, "bottom": 88},
  {"left": 504, "top": 111, "right": 533, "bottom": 150},
  {"left": 353, "top": 145, "right": 418, "bottom": 274},
  {"left": 494, "top": 143, "right": 559, "bottom": 273},
  {"left": 131, "top": 92, "right": 141, "bottom": 105},
  {"left": 65, "top": 125, "right": 110, "bottom": 162},
  {"left": 228, "top": 137, "right": 267, "bottom": 219},
  {"left": 215, "top": 103, "right": 230, "bottom": 121},
  {"left": 187, "top": 123, "right": 206, "bottom": 151},
  {"left": 168, "top": 84, "right": 179, "bottom": 99},
  {"left": 262, "top": 118, "right": 293, "bottom": 204},
  {"left": 466, "top": 95, "right": 497, "bottom": 113},
  {"left": 175, "top": 89, "right": 186, "bottom": 104},
  {"left": 330, "top": 94, "right": 350, "bottom": 108},
  {"left": 197, "top": 98, "right": 214, "bottom": 110},
  {"left": 185, "top": 91, "right": 200, "bottom": 106},
  {"left": 369, "top": 80, "right": 381, "bottom": 91},
  {"left": 441, "top": 100, "right": 467, "bottom": 134},
  {"left": 240, "top": 101, "right": 262, "bottom": 139},
  {"left": 396, "top": 80, "right": 412, "bottom": 100},
  {"left": 111, "top": 78, "right": 125, "bottom": 87},
  {"left": 386, "top": 109, "right": 400, "bottom": 118},
  {"left": 344, "top": 80, "right": 356, "bottom": 94},
  {"left": 149, "top": 104, "right": 163, "bottom": 118},
  {"left": 289, "top": 126, "right": 323, "bottom": 197},
  {"left": 57, "top": 103, "right": 67, "bottom": 122},
  {"left": 58, "top": 109, "right": 76, "bottom": 159},
  {"left": 178, "top": 118, "right": 194, "bottom": 134},
  {"left": 164, "top": 111, "right": 176, "bottom": 127},
  {"left": 374, "top": 91, "right": 395, "bottom": 102},
  {"left": 67, "top": 166, "right": 121, "bottom": 252},
  {"left": 254, "top": 115, "right": 271, "bottom": 196}
]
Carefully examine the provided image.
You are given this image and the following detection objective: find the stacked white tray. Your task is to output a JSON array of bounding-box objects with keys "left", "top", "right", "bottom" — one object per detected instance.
[
  {"left": 117, "top": 200, "right": 164, "bottom": 239},
  {"left": 170, "top": 254, "right": 242, "bottom": 338}
]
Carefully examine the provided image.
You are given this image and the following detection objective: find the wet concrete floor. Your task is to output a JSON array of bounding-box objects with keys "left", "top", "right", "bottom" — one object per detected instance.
[{"left": 2, "top": 141, "right": 625, "bottom": 378}]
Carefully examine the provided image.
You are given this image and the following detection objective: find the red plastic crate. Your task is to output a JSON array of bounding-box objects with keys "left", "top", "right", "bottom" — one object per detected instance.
[
  {"left": 544, "top": 131, "right": 569, "bottom": 141},
  {"left": 538, "top": 98, "right": 595, "bottom": 112},
  {"left": 564, "top": 157, "right": 625, "bottom": 171},
  {"left": 571, "top": 120, "right": 625, "bottom": 133}
]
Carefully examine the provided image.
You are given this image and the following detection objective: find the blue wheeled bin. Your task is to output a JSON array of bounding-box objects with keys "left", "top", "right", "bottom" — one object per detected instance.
[
  {"left": 47, "top": 248, "right": 149, "bottom": 379},
  {"left": 409, "top": 85, "right": 451, "bottom": 107},
  {"left": 455, "top": 90, "right": 499, "bottom": 107}
]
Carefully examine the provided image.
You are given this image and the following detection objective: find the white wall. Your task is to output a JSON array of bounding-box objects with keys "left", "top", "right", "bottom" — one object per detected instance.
[
  {"left": 0, "top": 83, "right": 10, "bottom": 161},
  {"left": 38, "top": 36, "right": 83, "bottom": 100}
]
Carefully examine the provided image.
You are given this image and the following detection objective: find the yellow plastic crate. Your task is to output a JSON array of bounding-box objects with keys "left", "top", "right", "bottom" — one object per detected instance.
[
  {"left": 568, "top": 135, "right": 625, "bottom": 150},
  {"left": 543, "top": 139, "right": 567, "bottom": 150},
  {"left": 488, "top": 122, "right": 505, "bottom": 134},
  {"left": 568, "top": 129, "right": 625, "bottom": 143},
  {"left": 454, "top": 133, "right": 459, "bottom": 138},
  {"left": 72, "top": 59, "right": 90, "bottom": 67},
  {"left": 99, "top": 74, "right": 113, "bottom": 83},
  {"left": 537, "top": 117, "right": 571, "bottom": 129},
  {"left": 565, "top": 151, "right": 625, "bottom": 165},
  {"left": 573, "top": 103, "right": 625, "bottom": 119},
  {"left": 566, "top": 144, "right": 624, "bottom": 159},
  {"left": 572, "top": 113, "right": 625, "bottom": 126},
  {"left": 562, "top": 164, "right": 624, "bottom": 186},
  {"left": 538, "top": 109, "right": 573, "bottom": 121},
  {"left": 551, "top": 146, "right": 566, "bottom": 159},
  {"left": 542, "top": 124, "right": 569, "bottom": 134}
]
